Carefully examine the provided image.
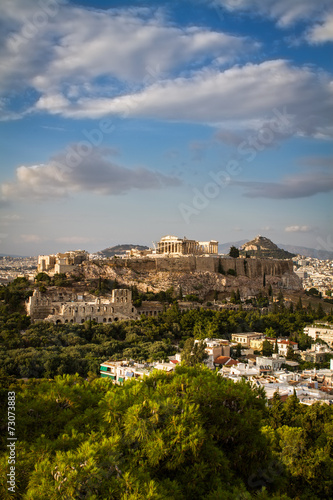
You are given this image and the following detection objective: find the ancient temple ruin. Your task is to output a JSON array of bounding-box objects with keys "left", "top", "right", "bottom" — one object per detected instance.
[{"left": 156, "top": 235, "right": 218, "bottom": 255}]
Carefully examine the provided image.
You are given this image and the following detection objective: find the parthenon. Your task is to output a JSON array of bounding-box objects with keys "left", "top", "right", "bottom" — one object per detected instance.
[{"left": 156, "top": 235, "right": 218, "bottom": 255}]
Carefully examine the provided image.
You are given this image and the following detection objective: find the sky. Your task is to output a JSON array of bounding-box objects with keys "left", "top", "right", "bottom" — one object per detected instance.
[{"left": 0, "top": 0, "right": 332, "bottom": 256}]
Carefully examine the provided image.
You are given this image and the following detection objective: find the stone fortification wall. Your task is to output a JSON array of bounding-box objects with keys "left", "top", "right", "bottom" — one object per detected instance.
[
  {"left": 220, "top": 257, "right": 293, "bottom": 277},
  {"left": 111, "top": 256, "right": 293, "bottom": 277}
]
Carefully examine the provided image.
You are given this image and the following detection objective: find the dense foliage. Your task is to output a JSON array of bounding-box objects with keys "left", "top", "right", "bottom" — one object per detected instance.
[{"left": 0, "top": 368, "right": 332, "bottom": 499}]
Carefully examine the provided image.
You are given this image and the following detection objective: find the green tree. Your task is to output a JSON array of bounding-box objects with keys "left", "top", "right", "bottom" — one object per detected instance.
[
  {"left": 181, "top": 338, "right": 208, "bottom": 366},
  {"left": 35, "top": 272, "right": 51, "bottom": 284},
  {"left": 286, "top": 346, "right": 296, "bottom": 360},
  {"left": 264, "top": 327, "right": 277, "bottom": 338},
  {"left": 295, "top": 296, "right": 303, "bottom": 311},
  {"left": 229, "top": 246, "right": 239, "bottom": 258},
  {"left": 262, "top": 340, "right": 273, "bottom": 357}
]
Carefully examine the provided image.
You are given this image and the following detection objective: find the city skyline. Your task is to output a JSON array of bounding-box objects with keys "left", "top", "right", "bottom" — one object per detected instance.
[{"left": 0, "top": 0, "right": 332, "bottom": 255}]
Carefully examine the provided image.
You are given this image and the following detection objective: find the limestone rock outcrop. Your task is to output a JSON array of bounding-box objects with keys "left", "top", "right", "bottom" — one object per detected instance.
[{"left": 71, "top": 256, "right": 301, "bottom": 300}]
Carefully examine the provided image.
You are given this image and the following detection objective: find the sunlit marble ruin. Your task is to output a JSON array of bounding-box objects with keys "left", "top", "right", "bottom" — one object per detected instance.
[{"left": 156, "top": 235, "right": 218, "bottom": 255}]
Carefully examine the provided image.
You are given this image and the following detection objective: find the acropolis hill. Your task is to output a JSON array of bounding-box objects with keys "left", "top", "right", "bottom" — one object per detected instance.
[
  {"left": 73, "top": 255, "right": 300, "bottom": 299},
  {"left": 38, "top": 236, "right": 302, "bottom": 300}
]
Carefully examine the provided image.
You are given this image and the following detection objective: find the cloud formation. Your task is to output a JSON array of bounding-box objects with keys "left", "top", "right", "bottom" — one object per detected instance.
[
  {"left": 306, "top": 13, "right": 333, "bottom": 43},
  {"left": 213, "top": 0, "right": 333, "bottom": 28},
  {"left": 1, "top": 146, "right": 181, "bottom": 201},
  {"left": 234, "top": 171, "right": 333, "bottom": 198},
  {"left": 298, "top": 156, "right": 333, "bottom": 168},
  {"left": 0, "top": 1, "right": 251, "bottom": 99},
  {"left": 33, "top": 60, "right": 333, "bottom": 139},
  {"left": 285, "top": 225, "right": 312, "bottom": 232},
  {"left": 0, "top": 1, "right": 331, "bottom": 143}
]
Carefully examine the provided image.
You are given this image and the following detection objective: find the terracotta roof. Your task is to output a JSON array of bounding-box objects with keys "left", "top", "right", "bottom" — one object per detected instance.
[
  {"left": 214, "top": 356, "right": 238, "bottom": 366},
  {"left": 170, "top": 360, "right": 179, "bottom": 364}
]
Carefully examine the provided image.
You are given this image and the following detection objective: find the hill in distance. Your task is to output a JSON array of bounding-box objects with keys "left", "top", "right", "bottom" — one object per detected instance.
[
  {"left": 219, "top": 236, "right": 294, "bottom": 259},
  {"left": 98, "top": 244, "right": 149, "bottom": 258},
  {"left": 219, "top": 237, "right": 333, "bottom": 260},
  {"left": 240, "top": 235, "right": 295, "bottom": 259}
]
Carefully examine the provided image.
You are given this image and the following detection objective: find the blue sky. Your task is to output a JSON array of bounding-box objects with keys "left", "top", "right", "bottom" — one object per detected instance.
[{"left": 0, "top": 0, "right": 332, "bottom": 255}]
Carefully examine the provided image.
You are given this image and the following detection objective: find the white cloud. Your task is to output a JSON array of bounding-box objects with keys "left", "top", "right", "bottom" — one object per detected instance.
[
  {"left": 0, "top": 0, "right": 252, "bottom": 102},
  {"left": 45, "top": 60, "right": 333, "bottom": 139},
  {"left": 306, "top": 13, "right": 333, "bottom": 43},
  {"left": 234, "top": 171, "right": 333, "bottom": 198},
  {"left": 21, "top": 234, "right": 44, "bottom": 243},
  {"left": 285, "top": 226, "right": 312, "bottom": 232},
  {"left": 212, "top": 0, "right": 333, "bottom": 27},
  {"left": 1, "top": 146, "right": 181, "bottom": 201}
]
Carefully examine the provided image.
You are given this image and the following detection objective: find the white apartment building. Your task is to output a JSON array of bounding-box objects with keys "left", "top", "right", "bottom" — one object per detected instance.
[{"left": 304, "top": 324, "right": 333, "bottom": 347}]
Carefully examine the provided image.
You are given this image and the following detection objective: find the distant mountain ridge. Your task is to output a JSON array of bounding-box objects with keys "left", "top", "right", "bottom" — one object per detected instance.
[
  {"left": 98, "top": 244, "right": 149, "bottom": 257},
  {"left": 277, "top": 244, "right": 333, "bottom": 260}
]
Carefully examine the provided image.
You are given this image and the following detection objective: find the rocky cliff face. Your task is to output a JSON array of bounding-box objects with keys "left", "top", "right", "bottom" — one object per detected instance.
[{"left": 72, "top": 256, "right": 301, "bottom": 299}]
